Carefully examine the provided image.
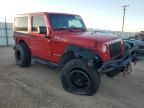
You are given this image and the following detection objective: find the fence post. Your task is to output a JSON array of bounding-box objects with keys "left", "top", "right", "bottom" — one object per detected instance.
[{"left": 5, "top": 17, "right": 8, "bottom": 46}]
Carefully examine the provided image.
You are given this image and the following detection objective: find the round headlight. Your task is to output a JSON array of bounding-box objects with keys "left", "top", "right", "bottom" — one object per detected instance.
[{"left": 102, "top": 44, "right": 107, "bottom": 53}]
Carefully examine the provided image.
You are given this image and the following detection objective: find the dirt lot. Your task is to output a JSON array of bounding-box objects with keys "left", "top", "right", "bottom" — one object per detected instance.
[{"left": 0, "top": 47, "right": 144, "bottom": 108}]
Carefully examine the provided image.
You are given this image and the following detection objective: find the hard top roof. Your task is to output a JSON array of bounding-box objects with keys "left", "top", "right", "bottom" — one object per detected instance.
[{"left": 15, "top": 12, "right": 79, "bottom": 17}]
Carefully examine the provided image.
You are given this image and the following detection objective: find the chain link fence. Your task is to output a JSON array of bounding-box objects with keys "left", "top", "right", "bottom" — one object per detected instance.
[{"left": 0, "top": 17, "right": 14, "bottom": 46}]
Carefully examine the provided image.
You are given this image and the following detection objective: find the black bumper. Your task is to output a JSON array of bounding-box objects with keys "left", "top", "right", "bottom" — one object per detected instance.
[{"left": 98, "top": 47, "right": 137, "bottom": 73}]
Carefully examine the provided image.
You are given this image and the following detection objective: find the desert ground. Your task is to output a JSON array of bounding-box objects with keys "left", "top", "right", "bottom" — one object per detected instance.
[{"left": 0, "top": 47, "right": 144, "bottom": 108}]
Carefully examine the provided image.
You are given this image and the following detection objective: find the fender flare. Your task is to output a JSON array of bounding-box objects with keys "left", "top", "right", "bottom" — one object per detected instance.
[{"left": 61, "top": 45, "right": 101, "bottom": 65}]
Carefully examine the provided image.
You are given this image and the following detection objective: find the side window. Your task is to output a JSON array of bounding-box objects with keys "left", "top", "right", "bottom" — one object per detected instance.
[
  {"left": 14, "top": 16, "right": 28, "bottom": 32},
  {"left": 32, "top": 16, "right": 46, "bottom": 32}
]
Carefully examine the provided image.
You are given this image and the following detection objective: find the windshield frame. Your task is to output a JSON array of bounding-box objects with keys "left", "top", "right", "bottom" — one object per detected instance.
[{"left": 48, "top": 13, "right": 86, "bottom": 31}]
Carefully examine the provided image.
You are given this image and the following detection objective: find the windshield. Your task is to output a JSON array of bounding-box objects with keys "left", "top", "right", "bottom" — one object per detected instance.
[{"left": 49, "top": 14, "right": 86, "bottom": 31}]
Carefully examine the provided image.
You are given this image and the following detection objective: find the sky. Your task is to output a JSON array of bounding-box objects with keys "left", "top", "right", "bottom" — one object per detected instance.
[{"left": 0, "top": 0, "right": 143, "bottom": 32}]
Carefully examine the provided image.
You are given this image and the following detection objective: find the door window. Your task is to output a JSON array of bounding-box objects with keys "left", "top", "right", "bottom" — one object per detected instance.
[
  {"left": 14, "top": 16, "right": 28, "bottom": 33},
  {"left": 32, "top": 16, "right": 46, "bottom": 32}
]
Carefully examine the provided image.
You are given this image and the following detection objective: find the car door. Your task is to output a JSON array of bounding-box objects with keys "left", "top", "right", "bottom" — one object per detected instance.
[{"left": 30, "top": 15, "right": 52, "bottom": 61}]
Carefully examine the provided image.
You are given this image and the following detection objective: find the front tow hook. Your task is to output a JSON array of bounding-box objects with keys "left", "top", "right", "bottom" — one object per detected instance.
[{"left": 123, "top": 63, "right": 133, "bottom": 77}]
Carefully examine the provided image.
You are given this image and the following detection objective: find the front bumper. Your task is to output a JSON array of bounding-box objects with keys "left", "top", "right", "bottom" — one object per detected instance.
[{"left": 98, "top": 46, "right": 137, "bottom": 73}]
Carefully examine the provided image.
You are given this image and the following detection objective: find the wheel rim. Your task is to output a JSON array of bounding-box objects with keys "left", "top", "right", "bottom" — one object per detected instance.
[
  {"left": 16, "top": 50, "right": 22, "bottom": 61},
  {"left": 69, "top": 70, "right": 90, "bottom": 90}
]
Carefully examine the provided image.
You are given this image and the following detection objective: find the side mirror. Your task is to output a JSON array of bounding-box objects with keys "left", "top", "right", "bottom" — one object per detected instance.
[{"left": 37, "top": 26, "right": 47, "bottom": 34}]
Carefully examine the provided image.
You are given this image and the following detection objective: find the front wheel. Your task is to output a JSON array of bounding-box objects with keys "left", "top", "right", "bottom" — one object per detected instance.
[{"left": 61, "top": 59, "right": 100, "bottom": 96}]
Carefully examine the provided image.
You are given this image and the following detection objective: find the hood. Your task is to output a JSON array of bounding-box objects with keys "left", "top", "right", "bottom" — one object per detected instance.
[{"left": 60, "top": 31, "right": 120, "bottom": 48}]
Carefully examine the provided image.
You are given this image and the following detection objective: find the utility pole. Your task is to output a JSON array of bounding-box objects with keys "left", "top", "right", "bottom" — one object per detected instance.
[{"left": 121, "top": 4, "right": 129, "bottom": 37}]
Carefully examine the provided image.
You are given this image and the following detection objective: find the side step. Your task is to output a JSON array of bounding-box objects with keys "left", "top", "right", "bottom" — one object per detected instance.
[{"left": 32, "top": 57, "right": 61, "bottom": 67}]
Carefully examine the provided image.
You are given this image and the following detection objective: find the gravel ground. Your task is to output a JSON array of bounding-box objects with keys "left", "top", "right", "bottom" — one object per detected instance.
[{"left": 0, "top": 47, "right": 144, "bottom": 108}]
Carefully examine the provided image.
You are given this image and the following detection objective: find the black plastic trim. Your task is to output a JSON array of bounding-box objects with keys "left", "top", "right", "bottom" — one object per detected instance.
[{"left": 98, "top": 46, "right": 137, "bottom": 73}]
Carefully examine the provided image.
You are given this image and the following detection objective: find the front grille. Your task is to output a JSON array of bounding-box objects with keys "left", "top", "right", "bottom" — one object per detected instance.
[{"left": 109, "top": 41, "right": 121, "bottom": 58}]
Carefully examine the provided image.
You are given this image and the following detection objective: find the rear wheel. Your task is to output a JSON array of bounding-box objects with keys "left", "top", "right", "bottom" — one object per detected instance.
[
  {"left": 15, "top": 43, "right": 31, "bottom": 67},
  {"left": 61, "top": 59, "right": 100, "bottom": 96}
]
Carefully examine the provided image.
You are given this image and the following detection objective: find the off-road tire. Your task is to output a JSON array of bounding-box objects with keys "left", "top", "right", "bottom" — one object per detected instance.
[
  {"left": 61, "top": 59, "right": 100, "bottom": 96},
  {"left": 15, "top": 43, "right": 31, "bottom": 67}
]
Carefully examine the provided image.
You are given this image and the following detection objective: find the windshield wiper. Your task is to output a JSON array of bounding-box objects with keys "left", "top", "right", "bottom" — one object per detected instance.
[
  {"left": 54, "top": 27, "right": 86, "bottom": 32},
  {"left": 54, "top": 28, "right": 69, "bottom": 30},
  {"left": 69, "top": 27, "right": 86, "bottom": 31}
]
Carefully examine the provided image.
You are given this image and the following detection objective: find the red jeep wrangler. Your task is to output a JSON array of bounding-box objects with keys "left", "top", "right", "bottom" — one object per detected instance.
[{"left": 13, "top": 12, "right": 136, "bottom": 96}]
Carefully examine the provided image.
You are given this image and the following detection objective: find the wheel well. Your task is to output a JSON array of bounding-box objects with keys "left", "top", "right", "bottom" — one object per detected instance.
[
  {"left": 18, "top": 40, "right": 26, "bottom": 45},
  {"left": 17, "top": 40, "right": 31, "bottom": 54},
  {"left": 60, "top": 45, "right": 101, "bottom": 66},
  {"left": 60, "top": 51, "right": 76, "bottom": 65}
]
